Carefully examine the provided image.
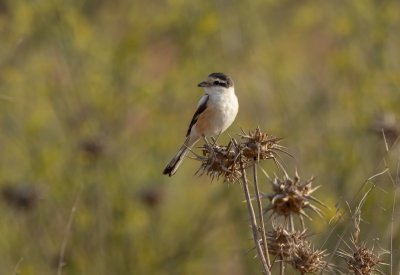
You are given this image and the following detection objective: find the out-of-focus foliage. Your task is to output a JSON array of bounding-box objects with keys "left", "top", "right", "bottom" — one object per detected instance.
[{"left": 0, "top": 0, "right": 399, "bottom": 274}]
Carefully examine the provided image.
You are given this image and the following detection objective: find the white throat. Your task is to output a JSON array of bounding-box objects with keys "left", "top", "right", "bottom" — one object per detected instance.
[{"left": 204, "top": 85, "right": 235, "bottom": 96}]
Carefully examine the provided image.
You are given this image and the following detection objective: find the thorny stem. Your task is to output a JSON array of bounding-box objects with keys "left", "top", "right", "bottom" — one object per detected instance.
[
  {"left": 240, "top": 159, "right": 271, "bottom": 275},
  {"left": 253, "top": 163, "right": 271, "bottom": 269}
]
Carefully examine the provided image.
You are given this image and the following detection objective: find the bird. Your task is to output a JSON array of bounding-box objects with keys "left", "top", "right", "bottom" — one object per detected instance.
[{"left": 163, "top": 72, "right": 239, "bottom": 176}]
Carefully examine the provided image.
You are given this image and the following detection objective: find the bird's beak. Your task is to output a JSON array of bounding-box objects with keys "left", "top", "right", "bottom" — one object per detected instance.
[{"left": 197, "top": 81, "right": 208, "bottom": 87}]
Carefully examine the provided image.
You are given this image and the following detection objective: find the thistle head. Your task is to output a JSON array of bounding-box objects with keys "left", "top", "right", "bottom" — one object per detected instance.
[
  {"left": 263, "top": 174, "right": 326, "bottom": 224},
  {"left": 291, "top": 241, "right": 327, "bottom": 274},
  {"left": 266, "top": 225, "right": 308, "bottom": 258},
  {"left": 338, "top": 237, "right": 385, "bottom": 275},
  {"left": 195, "top": 140, "right": 242, "bottom": 182},
  {"left": 239, "top": 127, "right": 284, "bottom": 162}
]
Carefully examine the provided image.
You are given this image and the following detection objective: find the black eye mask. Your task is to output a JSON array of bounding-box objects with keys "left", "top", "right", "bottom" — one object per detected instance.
[{"left": 213, "top": 80, "right": 228, "bottom": 88}]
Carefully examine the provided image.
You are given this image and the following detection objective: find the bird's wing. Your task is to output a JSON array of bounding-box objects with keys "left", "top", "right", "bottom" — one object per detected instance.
[{"left": 186, "top": 94, "right": 209, "bottom": 137}]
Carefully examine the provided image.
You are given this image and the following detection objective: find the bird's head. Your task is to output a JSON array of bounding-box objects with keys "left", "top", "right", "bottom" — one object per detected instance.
[{"left": 198, "top": 72, "right": 234, "bottom": 94}]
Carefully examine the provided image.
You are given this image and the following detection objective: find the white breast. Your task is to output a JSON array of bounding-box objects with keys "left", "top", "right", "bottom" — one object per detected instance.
[{"left": 203, "top": 87, "right": 238, "bottom": 136}]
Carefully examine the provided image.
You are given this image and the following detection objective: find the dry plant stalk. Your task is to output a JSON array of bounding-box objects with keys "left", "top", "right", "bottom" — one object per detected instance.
[
  {"left": 239, "top": 159, "right": 271, "bottom": 274},
  {"left": 261, "top": 175, "right": 328, "bottom": 274},
  {"left": 190, "top": 127, "right": 391, "bottom": 274},
  {"left": 191, "top": 127, "right": 331, "bottom": 274},
  {"left": 336, "top": 192, "right": 387, "bottom": 275},
  {"left": 338, "top": 237, "right": 385, "bottom": 275}
]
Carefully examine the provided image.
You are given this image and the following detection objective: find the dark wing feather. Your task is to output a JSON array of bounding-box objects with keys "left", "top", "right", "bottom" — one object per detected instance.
[{"left": 186, "top": 94, "right": 209, "bottom": 137}]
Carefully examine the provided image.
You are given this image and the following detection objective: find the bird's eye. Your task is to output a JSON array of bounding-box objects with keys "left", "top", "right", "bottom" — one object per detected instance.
[{"left": 213, "top": 81, "right": 221, "bottom": 86}]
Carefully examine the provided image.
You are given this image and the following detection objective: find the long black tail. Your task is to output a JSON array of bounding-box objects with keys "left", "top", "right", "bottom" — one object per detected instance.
[{"left": 163, "top": 137, "right": 198, "bottom": 176}]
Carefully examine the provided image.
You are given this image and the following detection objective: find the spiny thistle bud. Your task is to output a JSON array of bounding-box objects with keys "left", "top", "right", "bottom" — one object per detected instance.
[
  {"left": 263, "top": 173, "right": 326, "bottom": 223},
  {"left": 239, "top": 127, "right": 287, "bottom": 162},
  {"left": 266, "top": 225, "right": 308, "bottom": 258},
  {"left": 291, "top": 241, "right": 327, "bottom": 274},
  {"left": 195, "top": 140, "right": 242, "bottom": 182},
  {"left": 338, "top": 238, "right": 385, "bottom": 275}
]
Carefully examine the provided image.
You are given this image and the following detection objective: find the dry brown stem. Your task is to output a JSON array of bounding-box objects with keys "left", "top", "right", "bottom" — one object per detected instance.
[
  {"left": 253, "top": 163, "right": 271, "bottom": 268},
  {"left": 240, "top": 158, "right": 271, "bottom": 275}
]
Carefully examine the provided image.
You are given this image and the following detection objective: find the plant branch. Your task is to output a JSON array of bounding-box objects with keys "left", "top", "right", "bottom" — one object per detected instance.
[
  {"left": 240, "top": 159, "right": 271, "bottom": 275},
  {"left": 280, "top": 255, "right": 285, "bottom": 275},
  {"left": 252, "top": 162, "right": 271, "bottom": 268}
]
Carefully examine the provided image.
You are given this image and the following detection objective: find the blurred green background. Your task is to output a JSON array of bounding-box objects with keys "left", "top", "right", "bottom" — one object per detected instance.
[{"left": 0, "top": 0, "right": 399, "bottom": 274}]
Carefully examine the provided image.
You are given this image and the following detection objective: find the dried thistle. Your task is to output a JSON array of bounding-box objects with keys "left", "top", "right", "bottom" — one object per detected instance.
[
  {"left": 338, "top": 237, "right": 385, "bottom": 275},
  {"left": 193, "top": 127, "right": 289, "bottom": 182},
  {"left": 140, "top": 186, "right": 164, "bottom": 209},
  {"left": 266, "top": 225, "right": 308, "bottom": 258},
  {"left": 2, "top": 183, "right": 41, "bottom": 211},
  {"left": 239, "top": 127, "right": 288, "bottom": 164},
  {"left": 290, "top": 241, "right": 327, "bottom": 274},
  {"left": 195, "top": 140, "right": 241, "bottom": 182},
  {"left": 79, "top": 137, "right": 106, "bottom": 161},
  {"left": 266, "top": 225, "right": 328, "bottom": 274},
  {"left": 370, "top": 113, "right": 400, "bottom": 146},
  {"left": 263, "top": 173, "right": 326, "bottom": 226}
]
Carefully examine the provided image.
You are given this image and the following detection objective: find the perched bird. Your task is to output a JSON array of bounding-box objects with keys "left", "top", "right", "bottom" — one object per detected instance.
[{"left": 163, "top": 72, "right": 239, "bottom": 176}]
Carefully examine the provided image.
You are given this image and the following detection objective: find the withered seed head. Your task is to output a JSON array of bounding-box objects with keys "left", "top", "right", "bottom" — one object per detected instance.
[
  {"left": 266, "top": 225, "right": 308, "bottom": 258},
  {"left": 195, "top": 140, "right": 242, "bottom": 182},
  {"left": 338, "top": 238, "right": 384, "bottom": 275},
  {"left": 193, "top": 128, "right": 289, "bottom": 181},
  {"left": 2, "top": 183, "right": 41, "bottom": 211},
  {"left": 371, "top": 113, "right": 400, "bottom": 146},
  {"left": 263, "top": 174, "right": 325, "bottom": 221},
  {"left": 239, "top": 127, "right": 284, "bottom": 162},
  {"left": 266, "top": 225, "right": 327, "bottom": 273},
  {"left": 291, "top": 242, "right": 327, "bottom": 274}
]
